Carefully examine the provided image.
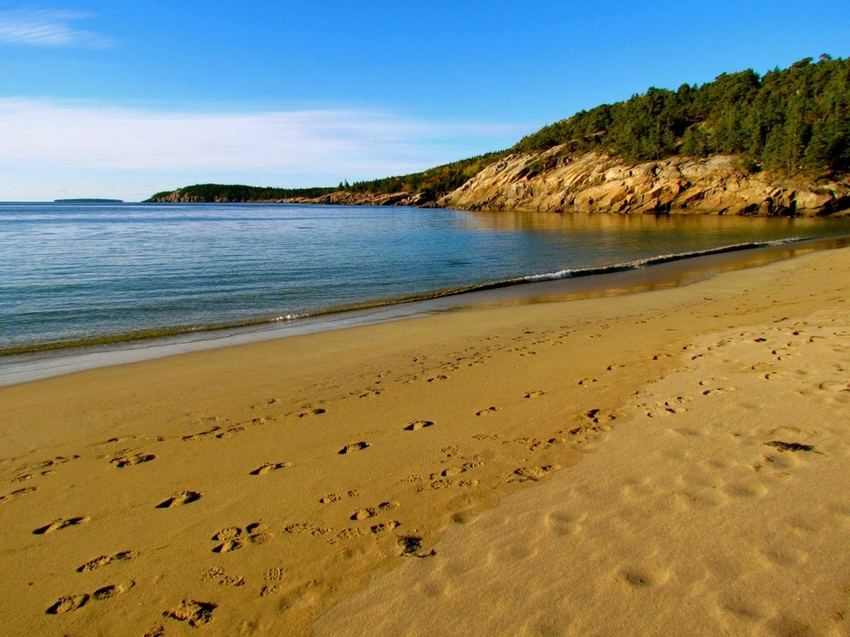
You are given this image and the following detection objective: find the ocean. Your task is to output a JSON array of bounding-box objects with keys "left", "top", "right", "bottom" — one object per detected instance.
[{"left": 2, "top": 202, "right": 850, "bottom": 354}]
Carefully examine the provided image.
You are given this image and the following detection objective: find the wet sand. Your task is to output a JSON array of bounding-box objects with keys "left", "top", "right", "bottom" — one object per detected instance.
[{"left": 1, "top": 246, "right": 848, "bottom": 636}]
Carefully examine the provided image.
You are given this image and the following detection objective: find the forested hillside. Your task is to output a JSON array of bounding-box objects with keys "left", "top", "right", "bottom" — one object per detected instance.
[{"left": 515, "top": 55, "right": 849, "bottom": 176}]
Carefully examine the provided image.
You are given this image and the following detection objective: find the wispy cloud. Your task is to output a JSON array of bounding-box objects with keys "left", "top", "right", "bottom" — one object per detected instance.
[
  {"left": 0, "top": 9, "right": 110, "bottom": 47},
  {"left": 0, "top": 99, "right": 527, "bottom": 199}
]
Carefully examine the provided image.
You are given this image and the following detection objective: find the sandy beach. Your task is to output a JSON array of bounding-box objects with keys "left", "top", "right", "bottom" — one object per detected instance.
[{"left": 1, "top": 245, "right": 848, "bottom": 637}]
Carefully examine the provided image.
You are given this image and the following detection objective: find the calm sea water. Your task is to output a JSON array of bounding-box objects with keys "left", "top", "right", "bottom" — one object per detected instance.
[{"left": 2, "top": 202, "right": 849, "bottom": 351}]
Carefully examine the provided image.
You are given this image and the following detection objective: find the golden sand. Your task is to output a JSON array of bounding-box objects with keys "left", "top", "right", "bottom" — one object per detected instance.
[{"left": 1, "top": 247, "right": 848, "bottom": 636}]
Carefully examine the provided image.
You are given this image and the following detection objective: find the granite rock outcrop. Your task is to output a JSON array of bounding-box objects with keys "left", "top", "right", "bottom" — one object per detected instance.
[{"left": 441, "top": 148, "right": 850, "bottom": 216}]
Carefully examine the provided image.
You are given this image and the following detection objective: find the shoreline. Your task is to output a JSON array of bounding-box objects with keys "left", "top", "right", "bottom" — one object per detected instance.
[
  {"left": 0, "top": 235, "right": 815, "bottom": 358},
  {"left": 1, "top": 245, "right": 848, "bottom": 635},
  {"left": 2, "top": 234, "right": 848, "bottom": 388}
]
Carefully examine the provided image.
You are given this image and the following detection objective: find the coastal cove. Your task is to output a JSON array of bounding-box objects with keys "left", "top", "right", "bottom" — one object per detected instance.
[{"left": 5, "top": 5, "right": 850, "bottom": 636}]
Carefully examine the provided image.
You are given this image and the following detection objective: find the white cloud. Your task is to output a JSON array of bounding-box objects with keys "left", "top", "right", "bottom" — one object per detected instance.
[
  {"left": 0, "top": 99, "right": 526, "bottom": 200},
  {"left": 0, "top": 9, "right": 110, "bottom": 47}
]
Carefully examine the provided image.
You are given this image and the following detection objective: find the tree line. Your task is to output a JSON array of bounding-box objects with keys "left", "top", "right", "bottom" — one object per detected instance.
[
  {"left": 146, "top": 183, "right": 337, "bottom": 202},
  {"left": 514, "top": 55, "right": 849, "bottom": 177}
]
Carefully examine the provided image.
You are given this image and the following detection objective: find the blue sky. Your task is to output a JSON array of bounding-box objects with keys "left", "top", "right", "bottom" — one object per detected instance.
[{"left": 1, "top": 1, "right": 848, "bottom": 201}]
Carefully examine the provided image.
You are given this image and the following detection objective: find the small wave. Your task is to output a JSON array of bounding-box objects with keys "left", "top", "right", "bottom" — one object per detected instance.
[
  {"left": 513, "top": 237, "right": 807, "bottom": 285},
  {"left": 276, "top": 237, "right": 811, "bottom": 320}
]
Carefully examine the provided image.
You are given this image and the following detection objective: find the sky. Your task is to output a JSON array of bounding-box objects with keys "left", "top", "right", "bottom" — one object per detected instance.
[{"left": 1, "top": 1, "right": 848, "bottom": 201}]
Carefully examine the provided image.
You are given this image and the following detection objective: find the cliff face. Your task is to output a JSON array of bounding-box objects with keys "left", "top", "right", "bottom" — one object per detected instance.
[{"left": 441, "top": 148, "right": 850, "bottom": 216}]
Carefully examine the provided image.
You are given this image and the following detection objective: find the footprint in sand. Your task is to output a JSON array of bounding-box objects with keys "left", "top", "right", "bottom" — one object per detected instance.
[
  {"left": 701, "top": 387, "right": 737, "bottom": 396},
  {"left": 298, "top": 407, "right": 326, "bottom": 418},
  {"left": 214, "top": 426, "right": 246, "bottom": 439},
  {"left": 47, "top": 581, "right": 134, "bottom": 614},
  {"left": 202, "top": 566, "right": 246, "bottom": 587},
  {"left": 92, "top": 581, "right": 135, "bottom": 600},
  {"left": 182, "top": 426, "right": 221, "bottom": 441},
  {"left": 698, "top": 379, "right": 737, "bottom": 395},
  {"left": 47, "top": 594, "right": 90, "bottom": 614},
  {"left": 582, "top": 408, "right": 616, "bottom": 425},
  {"left": 249, "top": 398, "right": 279, "bottom": 410},
  {"left": 370, "top": 521, "right": 400, "bottom": 534},
  {"left": 350, "top": 501, "right": 398, "bottom": 521},
  {"left": 513, "top": 436, "right": 561, "bottom": 451},
  {"left": 320, "top": 490, "right": 358, "bottom": 504},
  {"left": 249, "top": 462, "right": 291, "bottom": 476},
  {"left": 338, "top": 442, "right": 370, "bottom": 455},
  {"left": 213, "top": 538, "right": 244, "bottom": 553},
  {"left": 471, "top": 432, "right": 502, "bottom": 441},
  {"left": 33, "top": 516, "right": 89, "bottom": 535},
  {"left": 524, "top": 390, "right": 546, "bottom": 399},
  {"left": 644, "top": 397, "right": 689, "bottom": 418},
  {"left": 110, "top": 453, "right": 156, "bottom": 468},
  {"left": 211, "top": 523, "right": 271, "bottom": 552},
  {"left": 245, "top": 522, "right": 272, "bottom": 543},
  {"left": 163, "top": 600, "right": 217, "bottom": 627},
  {"left": 404, "top": 420, "right": 434, "bottom": 431},
  {"left": 77, "top": 550, "right": 139, "bottom": 573},
  {"left": 26, "top": 455, "right": 80, "bottom": 472},
  {"left": 0, "top": 486, "right": 38, "bottom": 504},
  {"left": 156, "top": 491, "right": 202, "bottom": 509},
  {"left": 475, "top": 406, "right": 499, "bottom": 416},
  {"left": 510, "top": 465, "right": 558, "bottom": 482},
  {"left": 577, "top": 377, "right": 597, "bottom": 387},
  {"left": 284, "top": 522, "right": 332, "bottom": 537},
  {"left": 427, "top": 375, "right": 449, "bottom": 383}
]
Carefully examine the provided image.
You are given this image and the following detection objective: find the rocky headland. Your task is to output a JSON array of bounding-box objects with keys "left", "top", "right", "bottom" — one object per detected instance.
[
  {"left": 440, "top": 149, "right": 850, "bottom": 216},
  {"left": 150, "top": 151, "right": 850, "bottom": 216}
]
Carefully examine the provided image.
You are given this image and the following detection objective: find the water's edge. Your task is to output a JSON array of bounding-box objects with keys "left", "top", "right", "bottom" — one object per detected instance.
[
  {"left": 0, "top": 236, "right": 811, "bottom": 358},
  {"left": 2, "top": 234, "right": 848, "bottom": 388}
]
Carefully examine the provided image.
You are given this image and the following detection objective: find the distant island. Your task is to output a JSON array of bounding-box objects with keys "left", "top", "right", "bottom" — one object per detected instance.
[
  {"left": 148, "top": 56, "right": 850, "bottom": 216},
  {"left": 55, "top": 198, "right": 124, "bottom": 204}
]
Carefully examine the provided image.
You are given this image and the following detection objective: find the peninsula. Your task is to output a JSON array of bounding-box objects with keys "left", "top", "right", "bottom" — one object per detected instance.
[{"left": 148, "top": 56, "right": 850, "bottom": 216}]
